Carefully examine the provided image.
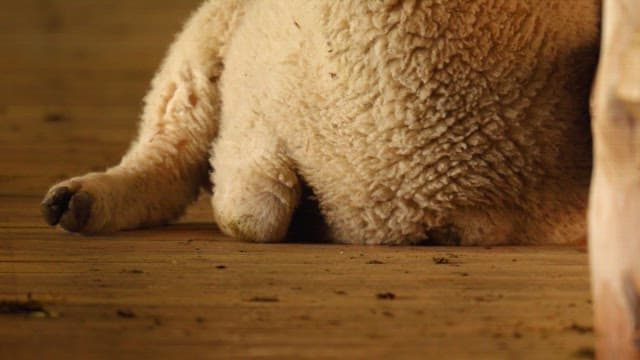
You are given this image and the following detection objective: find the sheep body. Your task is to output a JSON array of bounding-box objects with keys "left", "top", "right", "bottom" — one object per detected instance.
[{"left": 42, "top": 0, "right": 601, "bottom": 245}]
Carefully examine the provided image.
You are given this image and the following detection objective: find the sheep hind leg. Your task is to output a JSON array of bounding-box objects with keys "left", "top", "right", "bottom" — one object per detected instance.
[{"left": 210, "top": 133, "right": 301, "bottom": 243}]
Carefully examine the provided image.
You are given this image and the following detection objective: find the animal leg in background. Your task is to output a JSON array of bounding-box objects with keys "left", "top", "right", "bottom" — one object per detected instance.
[{"left": 589, "top": 0, "right": 640, "bottom": 358}]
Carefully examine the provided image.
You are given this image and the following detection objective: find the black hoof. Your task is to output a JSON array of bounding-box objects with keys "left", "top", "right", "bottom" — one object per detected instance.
[
  {"left": 41, "top": 187, "right": 94, "bottom": 232},
  {"left": 41, "top": 187, "right": 73, "bottom": 226}
]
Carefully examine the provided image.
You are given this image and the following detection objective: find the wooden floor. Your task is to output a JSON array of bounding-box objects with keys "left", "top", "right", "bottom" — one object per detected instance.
[{"left": 1, "top": 1, "right": 596, "bottom": 359}]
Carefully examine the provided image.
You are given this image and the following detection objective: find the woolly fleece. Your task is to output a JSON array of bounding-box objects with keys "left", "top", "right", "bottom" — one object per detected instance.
[{"left": 42, "top": 0, "right": 601, "bottom": 245}]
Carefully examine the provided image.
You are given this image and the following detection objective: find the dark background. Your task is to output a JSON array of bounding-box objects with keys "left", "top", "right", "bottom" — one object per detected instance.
[{"left": 1, "top": 0, "right": 200, "bottom": 196}]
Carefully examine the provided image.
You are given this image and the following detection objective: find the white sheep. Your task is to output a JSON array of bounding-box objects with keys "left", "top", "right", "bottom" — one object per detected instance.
[{"left": 42, "top": 0, "right": 600, "bottom": 247}]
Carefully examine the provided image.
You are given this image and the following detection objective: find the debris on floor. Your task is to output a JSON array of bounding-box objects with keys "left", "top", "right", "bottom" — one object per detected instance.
[
  {"left": 0, "top": 298, "right": 58, "bottom": 318},
  {"left": 43, "top": 112, "right": 67, "bottom": 122},
  {"left": 248, "top": 296, "right": 279, "bottom": 303},
  {"left": 376, "top": 292, "right": 396, "bottom": 300},
  {"left": 366, "top": 260, "right": 385, "bottom": 264},
  {"left": 116, "top": 309, "right": 136, "bottom": 318},
  {"left": 432, "top": 257, "right": 450, "bottom": 264},
  {"left": 121, "top": 269, "right": 144, "bottom": 274}
]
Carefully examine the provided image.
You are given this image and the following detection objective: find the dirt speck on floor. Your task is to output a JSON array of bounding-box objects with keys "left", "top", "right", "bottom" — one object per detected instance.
[
  {"left": 116, "top": 309, "right": 136, "bottom": 318},
  {"left": 366, "top": 260, "right": 384, "bottom": 264},
  {"left": 432, "top": 257, "right": 450, "bottom": 264},
  {"left": 215, "top": 265, "right": 227, "bottom": 269},
  {"left": 44, "top": 113, "right": 67, "bottom": 122},
  {"left": 248, "top": 296, "right": 279, "bottom": 303},
  {"left": 0, "top": 300, "right": 44, "bottom": 314},
  {"left": 121, "top": 269, "right": 144, "bottom": 274},
  {"left": 376, "top": 292, "right": 396, "bottom": 300},
  {"left": 474, "top": 294, "right": 504, "bottom": 302},
  {"left": 0, "top": 297, "right": 58, "bottom": 318}
]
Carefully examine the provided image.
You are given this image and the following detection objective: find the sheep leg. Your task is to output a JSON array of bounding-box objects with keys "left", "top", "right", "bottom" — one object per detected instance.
[
  {"left": 210, "top": 131, "right": 301, "bottom": 243},
  {"left": 589, "top": 0, "right": 640, "bottom": 358},
  {"left": 41, "top": 0, "right": 244, "bottom": 233}
]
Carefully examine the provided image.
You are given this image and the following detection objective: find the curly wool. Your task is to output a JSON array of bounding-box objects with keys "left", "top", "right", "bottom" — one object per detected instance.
[
  {"left": 213, "top": 0, "right": 599, "bottom": 244},
  {"left": 44, "top": 0, "right": 601, "bottom": 246}
]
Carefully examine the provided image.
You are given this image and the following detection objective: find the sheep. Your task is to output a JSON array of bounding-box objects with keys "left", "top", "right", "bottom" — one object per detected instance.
[{"left": 41, "top": 0, "right": 600, "bottom": 247}]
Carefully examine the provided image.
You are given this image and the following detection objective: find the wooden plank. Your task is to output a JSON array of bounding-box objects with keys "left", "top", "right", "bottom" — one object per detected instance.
[{"left": 0, "top": 221, "right": 595, "bottom": 359}]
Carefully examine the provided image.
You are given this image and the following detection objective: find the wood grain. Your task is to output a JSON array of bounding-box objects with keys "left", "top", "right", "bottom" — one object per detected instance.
[{"left": 0, "top": 1, "right": 595, "bottom": 359}]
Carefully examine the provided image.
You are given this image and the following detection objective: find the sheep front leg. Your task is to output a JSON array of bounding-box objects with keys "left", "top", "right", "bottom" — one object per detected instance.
[
  {"left": 40, "top": 0, "right": 245, "bottom": 233},
  {"left": 589, "top": 0, "right": 640, "bottom": 358}
]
